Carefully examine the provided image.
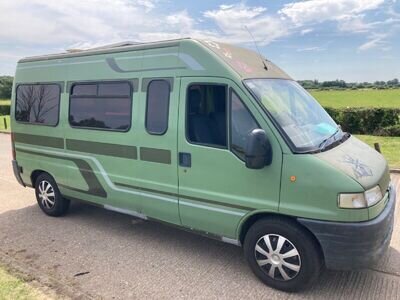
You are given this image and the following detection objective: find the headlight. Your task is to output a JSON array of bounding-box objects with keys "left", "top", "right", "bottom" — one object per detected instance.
[
  {"left": 338, "top": 185, "right": 383, "bottom": 209},
  {"left": 364, "top": 185, "right": 383, "bottom": 207}
]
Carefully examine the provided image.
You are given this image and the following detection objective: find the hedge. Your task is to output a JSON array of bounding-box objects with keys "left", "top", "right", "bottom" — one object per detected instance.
[
  {"left": 0, "top": 104, "right": 10, "bottom": 116},
  {"left": 373, "top": 125, "right": 400, "bottom": 137},
  {"left": 325, "top": 107, "right": 400, "bottom": 136}
]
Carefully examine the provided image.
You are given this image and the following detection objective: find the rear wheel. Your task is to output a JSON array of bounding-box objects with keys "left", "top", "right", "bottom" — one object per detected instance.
[
  {"left": 244, "top": 217, "right": 322, "bottom": 292},
  {"left": 34, "top": 173, "right": 70, "bottom": 217}
]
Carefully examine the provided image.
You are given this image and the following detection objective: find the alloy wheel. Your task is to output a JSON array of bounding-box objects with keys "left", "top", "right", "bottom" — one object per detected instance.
[
  {"left": 255, "top": 234, "right": 301, "bottom": 281},
  {"left": 38, "top": 180, "right": 56, "bottom": 209}
]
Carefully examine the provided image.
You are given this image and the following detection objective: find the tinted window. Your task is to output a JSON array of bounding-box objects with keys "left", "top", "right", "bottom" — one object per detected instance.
[
  {"left": 99, "top": 82, "right": 130, "bottom": 96},
  {"left": 69, "top": 82, "right": 132, "bottom": 131},
  {"left": 146, "top": 80, "right": 170, "bottom": 135},
  {"left": 15, "top": 84, "right": 60, "bottom": 126},
  {"left": 187, "top": 84, "right": 227, "bottom": 147},
  {"left": 231, "top": 91, "right": 259, "bottom": 160},
  {"left": 71, "top": 84, "right": 97, "bottom": 96}
]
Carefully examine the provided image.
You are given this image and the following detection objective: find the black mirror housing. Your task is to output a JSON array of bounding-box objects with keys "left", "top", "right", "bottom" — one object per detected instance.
[{"left": 245, "top": 129, "right": 272, "bottom": 169}]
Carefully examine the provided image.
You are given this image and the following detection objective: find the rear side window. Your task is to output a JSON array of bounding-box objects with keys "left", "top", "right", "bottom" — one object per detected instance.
[
  {"left": 15, "top": 84, "right": 60, "bottom": 126},
  {"left": 69, "top": 81, "right": 132, "bottom": 131},
  {"left": 145, "top": 80, "right": 170, "bottom": 135}
]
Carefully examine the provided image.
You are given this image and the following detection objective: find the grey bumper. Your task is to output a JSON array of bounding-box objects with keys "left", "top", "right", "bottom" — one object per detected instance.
[
  {"left": 12, "top": 160, "right": 25, "bottom": 187},
  {"left": 298, "top": 184, "right": 396, "bottom": 270}
]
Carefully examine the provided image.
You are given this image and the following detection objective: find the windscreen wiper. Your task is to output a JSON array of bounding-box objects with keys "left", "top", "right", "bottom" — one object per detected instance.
[{"left": 318, "top": 127, "right": 340, "bottom": 151}]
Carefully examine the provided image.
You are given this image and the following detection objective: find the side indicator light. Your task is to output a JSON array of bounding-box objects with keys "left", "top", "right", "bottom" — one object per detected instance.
[{"left": 290, "top": 175, "right": 296, "bottom": 182}]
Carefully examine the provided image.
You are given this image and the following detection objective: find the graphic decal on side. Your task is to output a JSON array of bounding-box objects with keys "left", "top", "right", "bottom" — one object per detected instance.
[
  {"left": 17, "top": 148, "right": 107, "bottom": 198},
  {"left": 341, "top": 155, "right": 373, "bottom": 179}
]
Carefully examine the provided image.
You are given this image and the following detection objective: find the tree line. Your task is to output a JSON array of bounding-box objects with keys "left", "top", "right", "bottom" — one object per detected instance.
[
  {"left": 1, "top": 76, "right": 399, "bottom": 99},
  {"left": 0, "top": 76, "right": 13, "bottom": 99},
  {"left": 298, "top": 79, "right": 400, "bottom": 90}
]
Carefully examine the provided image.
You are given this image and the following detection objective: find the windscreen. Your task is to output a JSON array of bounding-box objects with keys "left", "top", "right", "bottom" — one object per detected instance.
[{"left": 245, "top": 79, "right": 343, "bottom": 152}]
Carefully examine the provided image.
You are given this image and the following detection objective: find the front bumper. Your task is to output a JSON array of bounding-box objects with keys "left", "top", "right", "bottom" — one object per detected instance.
[
  {"left": 298, "top": 183, "right": 396, "bottom": 270},
  {"left": 12, "top": 160, "right": 25, "bottom": 187}
]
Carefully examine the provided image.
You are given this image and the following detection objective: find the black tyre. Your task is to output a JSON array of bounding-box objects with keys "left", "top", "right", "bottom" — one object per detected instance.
[
  {"left": 243, "top": 217, "right": 323, "bottom": 292},
  {"left": 34, "top": 173, "right": 70, "bottom": 217}
]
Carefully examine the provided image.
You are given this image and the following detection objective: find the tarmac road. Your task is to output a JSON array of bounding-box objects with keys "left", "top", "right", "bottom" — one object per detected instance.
[{"left": 0, "top": 133, "right": 399, "bottom": 299}]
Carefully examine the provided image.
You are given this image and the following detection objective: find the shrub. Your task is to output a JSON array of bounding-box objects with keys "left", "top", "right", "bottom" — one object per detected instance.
[
  {"left": 325, "top": 107, "right": 400, "bottom": 136},
  {"left": 373, "top": 125, "right": 400, "bottom": 137},
  {"left": 0, "top": 76, "right": 13, "bottom": 99},
  {"left": 0, "top": 105, "right": 10, "bottom": 116}
]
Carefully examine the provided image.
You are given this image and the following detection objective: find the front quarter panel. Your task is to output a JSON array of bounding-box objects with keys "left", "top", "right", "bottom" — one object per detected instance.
[{"left": 279, "top": 154, "right": 369, "bottom": 222}]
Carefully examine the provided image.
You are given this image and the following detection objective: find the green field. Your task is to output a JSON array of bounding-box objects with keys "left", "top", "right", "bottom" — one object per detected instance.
[
  {"left": 310, "top": 89, "right": 400, "bottom": 108},
  {"left": 356, "top": 135, "right": 400, "bottom": 169}
]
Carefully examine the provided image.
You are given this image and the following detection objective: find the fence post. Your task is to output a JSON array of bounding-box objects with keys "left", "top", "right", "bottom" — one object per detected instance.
[
  {"left": 3, "top": 117, "right": 7, "bottom": 130},
  {"left": 374, "top": 142, "right": 381, "bottom": 153}
]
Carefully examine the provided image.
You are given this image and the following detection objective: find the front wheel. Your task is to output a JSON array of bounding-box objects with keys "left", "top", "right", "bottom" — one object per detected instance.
[
  {"left": 244, "top": 217, "right": 323, "bottom": 292},
  {"left": 35, "top": 173, "right": 70, "bottom": 217}
]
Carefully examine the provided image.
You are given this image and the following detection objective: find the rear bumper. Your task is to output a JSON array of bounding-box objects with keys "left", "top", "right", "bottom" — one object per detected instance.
[
  {"left": 12, "top": 160, "right": 25, "bottom": 187},
  {"left": 298, "top": 183, "right": 396, "bottom": 270}
]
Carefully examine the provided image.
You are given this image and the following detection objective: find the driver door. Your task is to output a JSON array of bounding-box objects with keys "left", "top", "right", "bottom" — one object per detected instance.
[{"left": 177, "top": 77, "right": 282, "bottom": 239}]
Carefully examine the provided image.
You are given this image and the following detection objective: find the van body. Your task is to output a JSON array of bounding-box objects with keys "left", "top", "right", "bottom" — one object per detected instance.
[{"left": 11, "top": 38, "right": 396, "bottom": 291}]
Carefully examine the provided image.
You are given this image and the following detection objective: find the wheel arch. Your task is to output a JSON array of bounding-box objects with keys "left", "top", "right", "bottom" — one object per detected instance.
[
  {"left": 237, "top": 211, "right": 325, "bottom": 260},
  {"left": 30, "top": 169, "right": 54, "bottom": 187}
]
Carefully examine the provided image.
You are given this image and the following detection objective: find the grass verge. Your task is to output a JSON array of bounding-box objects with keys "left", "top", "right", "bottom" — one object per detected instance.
[
  {"left": 0, "top": 115, "right": 10, "bottom": 132},
  {"left": 0, "top": 266, "right": 49, "bottom": 299},
  {"left": 356, "top": 135, "right": 400, "bottom": 169},
  {"left": 0, "top": 99, "right": 10, "bottom": 105}
]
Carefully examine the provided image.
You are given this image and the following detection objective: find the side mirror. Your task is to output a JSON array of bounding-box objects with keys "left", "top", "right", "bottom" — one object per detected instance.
[{"left": 245, "top": 129, "right": 272, "bottom": 169}]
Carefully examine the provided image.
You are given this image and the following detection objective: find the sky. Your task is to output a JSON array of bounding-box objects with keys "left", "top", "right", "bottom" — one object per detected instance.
[{"left": 0, "top": 0, "right": 399, "bottom": 82}]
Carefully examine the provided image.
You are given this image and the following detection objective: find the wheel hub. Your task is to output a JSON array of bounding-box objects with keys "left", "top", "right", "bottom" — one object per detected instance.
[
  {"left": 271, "top": 254, "right": 281, "bottom": 265},
  {"left": 38, "top": 180, "right": 55, "bottom": 209},
  {"left": 255, "top": 234, "right": 301, "bottom": 281}
]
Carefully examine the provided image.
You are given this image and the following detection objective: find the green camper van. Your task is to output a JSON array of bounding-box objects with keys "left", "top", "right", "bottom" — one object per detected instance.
[{"left": 11, "top": 39, "right": 396, "bottom": 292}]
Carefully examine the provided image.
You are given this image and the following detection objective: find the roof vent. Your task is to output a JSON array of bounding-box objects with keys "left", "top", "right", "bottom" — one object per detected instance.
[{"left": 66, "top": 41, "right": 140, "bottom": 53}]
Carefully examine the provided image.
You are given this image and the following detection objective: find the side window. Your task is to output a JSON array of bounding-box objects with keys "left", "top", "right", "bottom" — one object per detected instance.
[
  {"left": 230, "top": 90, "right": 259, "bottom": 160},
  {"left": 15, "top": 84, "right": 60, "bottom": 126},
  {"left": 187, "top": 84, "right": 227, "bottom": 148},
  {"left": 146, "top": 80, "right": 170, "bottom": 135},
  {"left": 69, "top": 81, "right": 132, "bottom": 131}
]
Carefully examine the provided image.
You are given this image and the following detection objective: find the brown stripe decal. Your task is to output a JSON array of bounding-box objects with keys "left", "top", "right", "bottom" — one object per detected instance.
[
  {"left": 17, "top": 149, "right": 107, "bottom": 198},
  {"left": 114, "top": 182, "right": 254, "bottom": 211},
  {"left": 66, "top": 139, "right": 137, "bottom": 159},
  {"left": 140, "top": 147, "right": 171, "bottom": 164},
  {"left": 180, "top": 194, "right": 255, "bottom": 211},
  {"left": 115, "top": 182, "right": 177, "bottom": 198},
  {"left": 14, "top": 133, "right": 64, "bottom": 149}
]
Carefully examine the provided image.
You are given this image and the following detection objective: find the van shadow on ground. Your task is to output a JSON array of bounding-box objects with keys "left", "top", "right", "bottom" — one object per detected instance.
[{"left": 0, "top": 201, "right": 400, "bottom": 299}]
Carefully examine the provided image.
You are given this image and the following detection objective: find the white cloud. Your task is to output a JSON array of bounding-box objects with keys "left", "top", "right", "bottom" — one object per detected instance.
[
  {"left": 0, "top": 0, "right": 162, "bottom": 45},
  {"left": 0, "top": 1, "right": 288, "bottom": 51},
  {"left": 165, "top": 10, "right": 195, "bottom": 32},
  {"left": 358, "top": 33, "right": 388, "bottom": 51},
  {"left": 204, "top": 4, "right": 288, "bottom": 45},
  {"left": 337, "top": 15, "right": 373, "bottom": 33},
  {"left": 297, "top": 46, "right": 325, "bottom": 52},
  {"left": 0, "top": 0, "right": 397, "bottom": 76},
  {"left": 300, "top": 28, "right": 314, "bottom": 35},
  {"left": 279, "top": 0, "right": 385, "bottom": 26},
  {"left": 136, "top": 0, "right": 157, "bottom": 12}
]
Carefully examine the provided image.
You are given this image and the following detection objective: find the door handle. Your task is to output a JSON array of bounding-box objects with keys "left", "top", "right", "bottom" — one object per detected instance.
[{"left": 179, "top": 152, "right": 191, "bottom": 168}]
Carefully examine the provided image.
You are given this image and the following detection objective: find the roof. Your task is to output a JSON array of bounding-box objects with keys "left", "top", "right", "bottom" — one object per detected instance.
[
  {"left": 18, "top": 38, "right": 291, "bottom": 80},
  {"left": 18, "top": 38, "right": 192, "bottom": 63}
]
